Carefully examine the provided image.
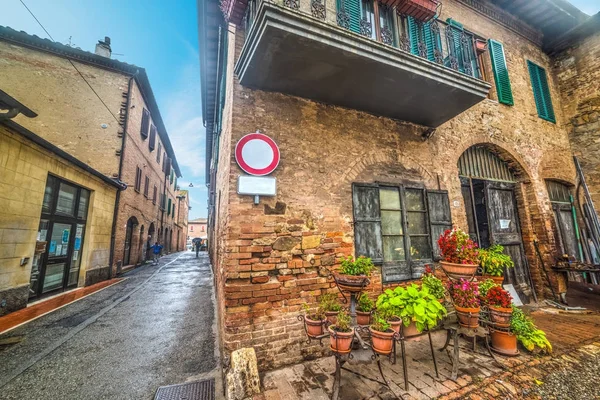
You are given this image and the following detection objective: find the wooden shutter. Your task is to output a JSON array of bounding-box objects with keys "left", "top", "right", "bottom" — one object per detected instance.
[
  {"left": 157, "top": 142, "right": 162, "bottom": 163},
  {"left": 149, "top": 125, "right": 156, "bottom": 151},
  {"left": 345, "top": 0, "right": 361, "bottom": 34},
  {"left": 527, "top": 61, "right": 555, "bottom": 123},
  {"left": 168, "top": 198, "right": 172, "bottom": 214},
  {"left": 140, "top": 109, "right": 150, "bottom": 139},
  {"left": 489, "top": 40, "right": 514, "bottom": 106},
  {"left": 144, "top": 176, "right": 149, "bottom": 197},
  {"left": 423, "top": 22, "right": 437, "bottom": 62},
  {"left": 408, "top": 16, "right": 420, "bottom": 55},
  {"left": 426, "top": 190, "right": 452, "bottom": 261},
  {"left": 352, "top": 184, "right": 383, "bottom": 263}
]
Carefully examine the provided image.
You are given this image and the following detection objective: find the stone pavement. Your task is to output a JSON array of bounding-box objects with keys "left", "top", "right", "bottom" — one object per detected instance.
[{"left": 253, "top": 310, "right": 600, "bottom": 400}]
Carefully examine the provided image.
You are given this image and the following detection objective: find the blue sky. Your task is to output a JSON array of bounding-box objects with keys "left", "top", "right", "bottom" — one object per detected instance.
[
  {"left": 1, "top": 0, "right": 209, "bottom": 219},
  {"left": 1, "top": 0, "right": 599, "bottom": 219}
]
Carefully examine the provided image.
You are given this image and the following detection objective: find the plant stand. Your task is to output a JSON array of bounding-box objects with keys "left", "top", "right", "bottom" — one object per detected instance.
[{"left": 392, "top": 324, "right": 439, "bottom": 391}]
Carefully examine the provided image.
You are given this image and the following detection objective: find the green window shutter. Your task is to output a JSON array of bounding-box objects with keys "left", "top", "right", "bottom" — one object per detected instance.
[
  {"left": 338, "top": 0, "right": 361, "bottom": 34},
  {"left": 527, "top": 61, "right": 555, "bottom": 123},
  {"left": 488, "top": 39, "right": 514, "bottom": 106},
  {"left": 168, "top": 198, "right": 171, "bottom": 214},
  {"left": 423, "top": 22, "right": 439, "bottom": 62},
  {"left": 407, "top": 16, "right": 420, "bottom": 55}
]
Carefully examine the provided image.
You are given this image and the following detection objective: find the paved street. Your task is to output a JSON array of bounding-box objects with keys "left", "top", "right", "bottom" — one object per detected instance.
[{"left": 0, "top": 251, "right": 219, "bottom": 400}]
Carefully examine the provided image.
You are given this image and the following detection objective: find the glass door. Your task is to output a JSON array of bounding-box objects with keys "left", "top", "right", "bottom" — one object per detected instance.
[{"left": 43, "top": 222, "right": 72, "bottom": 293}]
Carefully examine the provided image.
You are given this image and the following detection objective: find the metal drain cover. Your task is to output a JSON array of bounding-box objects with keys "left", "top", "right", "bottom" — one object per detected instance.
[{"left": 154, "top": 379, "right": 215, "bottom": 400}]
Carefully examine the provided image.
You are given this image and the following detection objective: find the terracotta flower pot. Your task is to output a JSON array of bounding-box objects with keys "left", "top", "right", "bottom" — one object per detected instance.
[
  {"left": 356, "top": 311, "right": 371, "bottom": 326},
  {"left": 490, "top": 328, "right": 519, "bottom": 356},
  {"left": 370, "top": 327, "right": 396, "bottom": 355},
  {"left": 454, "top": 305, "right": 480, "bottom": 328},
  {"left": 388, "top": 318, "right": 402, "bottom": 333},
  {"left": 401, "top": 321, "right": 420, "bottom": 338},
  {"left": 489, "top": 306, "right": 512, "bottom": 328},
  {"left": 325, "top": 311, "right": 339, "bottom": 325},
  {"left": 305, "top": 316, "right": 325, "bottom": 337},
  {"left": 481, "top": 275, "right": 505, "bottom": 285},
  {"left": 329, "top": 326, "right": 354, "bottom": 354},
  {"left": 440, "top": 261, "right": 478, "bottom": 280},
  {"left": 334, "top": 273, "right": 370, "bottom": 293}
]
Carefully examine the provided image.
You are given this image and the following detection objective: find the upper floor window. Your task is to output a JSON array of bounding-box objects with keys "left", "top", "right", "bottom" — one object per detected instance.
[
  {"left": 144, "top": 176, "right": 149, "bottom": 198},
  {"left": 149, "top": 125, "right": 156, "bottom": 151},
  {"left": 134, "top": 167, "right": 142, "bottom": 192},
  {"left": 201, "top": 225, "right": 205, "bottom": 232},
  {"left": 528, "top": 61, "right": 555, "bottom": 123},
  {"left": 163, "top": 153, "right": 167, "bottom": 173},
  {"left": 488, "top": 40, "right": 514, "bottom": 106},
  {"left": 140, "top": 109, "right": 150, "bottom": 140},
  {"left": 153, "top": 185, "right": 157, "bottom": 204},
  {"left": 157, "top": 142, "right": 162, "bottom": 164},
  {"left": 190, "top": 225, "right": 194, "bottom": 232}
]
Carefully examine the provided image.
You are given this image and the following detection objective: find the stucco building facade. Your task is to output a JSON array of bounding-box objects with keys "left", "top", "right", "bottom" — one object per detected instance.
[
  {"left": 200, "top": 0, "right": 596, "bottom": 370},
  {"left": 0, "top": 27, "right": 182, "bottom": 314}
]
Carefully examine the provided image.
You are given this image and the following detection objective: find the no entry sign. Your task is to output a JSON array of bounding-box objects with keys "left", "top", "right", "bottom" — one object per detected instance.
[{"left": 235, "top": 133, "right": 280, "bottom": 176}]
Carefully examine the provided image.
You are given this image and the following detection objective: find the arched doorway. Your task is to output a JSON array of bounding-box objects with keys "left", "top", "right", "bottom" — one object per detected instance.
[
  {"left": 123, "top": 217, "right": 139, "bottom": 266},
  {"left": 458, "top": 145, "right": 531, "bottom": 296},
  {"left": 147, "top": 222, "right": 155, "bottom": 261}
]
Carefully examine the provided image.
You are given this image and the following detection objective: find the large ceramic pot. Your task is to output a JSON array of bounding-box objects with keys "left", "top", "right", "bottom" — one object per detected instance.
[
  {"left": 325, "top": 311, "right": 339, "bottom": 325},
  {"left": 356, "top": 311, "right": 371, "bottom": 326},
  {"left": 334, "top": 273, "right": 370, "bottom": 293},
  {"left": 490, "top": 328, "right": 519, "bottom": 356},
  {"left": 388, "top": 318, "right": 402, "bottom": 333},
  {"left": 370, "top": 327, "right": 396, "bottom": 355},
  {"left": 305, "top": 316, "right": 326, "bottom": 337},
  {"left": 455, "top": 305, "right": 480, "bottom": 328},
  {"left": 489, "top": 306, "right": 512, "bottom": 328},
  {"left": 481, "top": 275, "right": 505, "bottom": 285},
  {"left": 440, "top": 261, "right": 478, "bottom": 280},
  {"left": 401, "top": 321, "right": 420, "bottom": 338},
  {"left": 329, "top": 326, "right": 354, "bottom": 354}
]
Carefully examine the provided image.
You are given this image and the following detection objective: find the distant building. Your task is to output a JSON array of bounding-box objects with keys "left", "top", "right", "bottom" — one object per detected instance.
[
  {"left": 188, "top": 218, "right": 208, "bottom": 240},
  {"left": 175, "top": 190, "right": 190, "bottom": 251},
  {"left": 0, "top": 26, "right": 182, "bottom": 313}
]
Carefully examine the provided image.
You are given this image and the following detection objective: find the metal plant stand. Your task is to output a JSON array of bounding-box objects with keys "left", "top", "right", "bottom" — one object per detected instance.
[{"left": 392, "top": 323, "right": 440, "bottom": 390}]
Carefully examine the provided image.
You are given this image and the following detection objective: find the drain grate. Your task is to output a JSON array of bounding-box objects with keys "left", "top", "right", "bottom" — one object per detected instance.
[{"left": 154, "top": 379, "right": 215, "bottom": 400}]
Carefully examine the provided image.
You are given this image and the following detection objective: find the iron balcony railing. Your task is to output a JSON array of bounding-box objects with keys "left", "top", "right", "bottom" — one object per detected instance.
[{"left": 243, "top": 0, "right": 483, "bottom": 80}]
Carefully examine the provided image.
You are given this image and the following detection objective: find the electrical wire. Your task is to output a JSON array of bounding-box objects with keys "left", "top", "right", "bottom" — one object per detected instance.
[{"left": 19, "top": 0, "right": 122, "bottom": 126}]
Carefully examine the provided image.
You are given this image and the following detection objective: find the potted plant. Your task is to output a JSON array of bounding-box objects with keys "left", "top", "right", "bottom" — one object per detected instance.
[
  {"left": 369, "top": 312, "right": 396, "bottom": 355},
  {"left": 446, "top": 278, "right": 481, "bottom": 328},
  {"left": 486, "top": 286, "right": 513, "bottom": 327},
  {"left": 422, "top": 266, "right": 445, "bottom": 303},
  {"left": 479, "top": 245, "right": 514, "bottom": 285},
  {"left": 302, "top": 303, "right": 326, "bottom": 337},
  {"left": 335, "top": 255, "right": 374, "bottom": 292},
  {"left": 356, "top": 293, "right": 374, "bottom": 326},
  {"left": 328, "top": 309, "right": 354, "bottom": 354},
  {"left": 478, "top": 278, "right": 499, "bottom": 301},
  {"left": 438, "top": 228, "right": 480, "bottom": 280},
  {"left": 510, "top": 306, "right": 552, "bottom": 354},
  {"left": 395, "top": 284, "right": 447, "bottom": 337},
  {"left": 375, "top": 288, "right": 402, "bottom": 333},
  {"left": 319, "top": 293, "right": 342, "bottom": 325}
]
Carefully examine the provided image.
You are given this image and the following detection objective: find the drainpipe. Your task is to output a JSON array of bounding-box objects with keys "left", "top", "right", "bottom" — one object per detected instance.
[{"left": 108, "top": 72, "right": 137, "bottom": 279}]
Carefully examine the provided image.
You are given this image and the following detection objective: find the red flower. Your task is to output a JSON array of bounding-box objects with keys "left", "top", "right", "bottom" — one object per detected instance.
[
  {"left": 438, "top": 228, "right": 479, "bottom": 264},
  {"left": 486, "top": 286, "right": 512, "bottom": 308}
]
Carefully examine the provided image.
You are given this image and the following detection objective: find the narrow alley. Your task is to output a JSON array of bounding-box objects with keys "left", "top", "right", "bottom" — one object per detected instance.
[{"left": 0, "top": 252, "right": 219, "bottom": 400}]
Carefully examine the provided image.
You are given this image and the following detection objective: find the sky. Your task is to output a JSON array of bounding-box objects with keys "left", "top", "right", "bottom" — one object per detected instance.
[
  {"left": 1, "top": 0, "right": 599, "bottom": 220},
  {"left": 0, "top": 0, "right": 209, "bottom": 219}
]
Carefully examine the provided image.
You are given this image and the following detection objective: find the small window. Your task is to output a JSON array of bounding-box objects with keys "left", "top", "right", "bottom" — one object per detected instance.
[
  {"left": 56, "top": 182, "right": 78, "bottom": 217},
  {"left": 168, "top": 198, "right": 172, "bottom": 214},
  {"left": 149, "top": 125, "right": 156, "bottom": 151},
  {"left": 42, "top": 175, "right": 57, "bottom": 213},
  {"left": 144, "top": 176, "right": 149, "bottom": 198},
  {"left": 152, "top": 185, "right": 157, "bottom": 204},
  {"left": 78, "top": 189, "right": 90, "bottom": 219},
  {"left": 528, "top": 61, "right": 555, "bottom": 123},
  {"left": 157, "top": 142, "right": 162, "bottom": 164},
  {"left": 140, "top": 109, "right": 150, "bottom": 140},
  {"left": 190, "top": 225, "right": 194, "bottom": 232},
  {"left": 134, "top": 167, "right": 142, "bottom": 192},
  {"left": 170, "top": 169, "right": 174, "bottom": 184},
  {"left": 162, "top": 153, "right": 167, "bottom": 173},
  {"left": 201, "top": 225, "right": 205, "bottom": 232}
]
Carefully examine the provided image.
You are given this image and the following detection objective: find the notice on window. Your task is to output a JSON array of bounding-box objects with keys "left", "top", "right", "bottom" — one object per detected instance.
[
  {"left": 499, "top": 219, "right": 511, "bottom": 229},
  {"left": 74, "top": 238, "right": 81, "bottom": 251},
  {"left": 72, "top": 251, "right": 79, "bottom": 261},
  {"left": 76, "top": 225, "right": 83, "bottom": 237},
  {"left": 62, "top": 229, "right": 70, "bottom": 243},
  {"left": 49, "top": 241, "right": 57, "bottom": 254},
  {"left": 55, "top": 244, "right": 62, "bottom": 255}
]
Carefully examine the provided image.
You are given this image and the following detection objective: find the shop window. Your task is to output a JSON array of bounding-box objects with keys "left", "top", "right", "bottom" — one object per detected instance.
[
  {"left": 56, "top": 182, "right": 78, "bottom": 217},
  {"left": 352, "top": 183, "right": 451, "bottom": 283},
  {"left": 78, "top": 189, "right": 90, "bottom": 219}
]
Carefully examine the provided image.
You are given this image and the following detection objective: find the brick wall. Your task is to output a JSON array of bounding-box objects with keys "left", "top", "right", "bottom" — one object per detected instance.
[{"left": 211, "top": 1, "right": 578, "bottom": 370}]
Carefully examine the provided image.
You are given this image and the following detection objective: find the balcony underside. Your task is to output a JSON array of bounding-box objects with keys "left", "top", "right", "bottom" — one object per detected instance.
[{"left": 235, "top": 3, "right": 491, "bottom": 128}]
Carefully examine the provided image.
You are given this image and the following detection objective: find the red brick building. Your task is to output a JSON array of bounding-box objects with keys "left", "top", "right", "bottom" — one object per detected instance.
[
  {"left": 188, "top": 218, "right": 208, "bottom": 240},
  {"left": 199, "top": 0, "right": 598, "bottom": 369}
]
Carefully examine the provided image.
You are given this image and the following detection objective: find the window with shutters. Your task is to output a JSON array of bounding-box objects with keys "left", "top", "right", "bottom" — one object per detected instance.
[
  {"left": 149, "top": 125, "right": 156, "bottom": 151},
  {"left": 337, "top": 0, "right": 361, "bottom": 34},
  {"left": 153, "top": 185, "right": 157, "bottom": 204},
  {"left": 168, "top": 198, "right": 172, "bottom": 214},
  {"left": 352, "top": 183, "right": 452, "bottom": 283},
  {"left": 360, "top": 0, "right": 376, "bottom": 40},
  {"left": 162, "top": 153, "right": 167, "bottom": 173},
  {"left": 443, "top": 20, "right": 480, "bottom": 79},
  {"left": 140, "top": 109, "right": 150, "bottom": 140},
  {"left": 527, "top": 61, "right": 555, "bottom": 123},
  {"left": 144, "top": 176, "right": 149, "bottom": 198},
  {"left": 157, "top": 142, "right": 162, "bottom": 164},
  {"left": 407, "top": 16, "right": 441, "bottom": 63},
  {"left": 488, "top": 40, "right": 513, "bottom": 106},
  {"left": 134, "top": 167, "right": 142, "bottom": 193}
]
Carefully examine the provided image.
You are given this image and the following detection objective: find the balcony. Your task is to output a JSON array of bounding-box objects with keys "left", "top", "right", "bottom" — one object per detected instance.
[{"left": 235, "top": 0, "right": 491, "bottom": 128}]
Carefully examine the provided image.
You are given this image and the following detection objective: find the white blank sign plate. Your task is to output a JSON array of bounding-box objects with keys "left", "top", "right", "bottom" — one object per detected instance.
[{"left": 238, "top": 175, "right": 276, "bottom": 196}]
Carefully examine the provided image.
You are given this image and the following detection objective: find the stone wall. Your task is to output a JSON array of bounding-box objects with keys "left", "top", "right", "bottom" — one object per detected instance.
[
  {"left": 0, "top": 124, "right": 117, "bottom": 316},
  {"left": 212, "top": 0, "right": 578, "bottom": 369}
]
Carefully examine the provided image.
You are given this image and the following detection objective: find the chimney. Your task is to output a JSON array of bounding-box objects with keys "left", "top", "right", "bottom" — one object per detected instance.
[{"left": 95, "top": 36, "right": 112, "bottom": 58}]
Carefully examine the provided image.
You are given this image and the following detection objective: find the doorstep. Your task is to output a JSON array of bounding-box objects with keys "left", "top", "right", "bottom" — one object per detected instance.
[{"left": 0, "top": 278, "right": 124, "bottom": 335}]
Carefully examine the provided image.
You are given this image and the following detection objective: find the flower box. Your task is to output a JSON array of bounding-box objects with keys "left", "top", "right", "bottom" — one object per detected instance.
[{"left": 394, "top": 0, "right": 439, "bottom": 22}]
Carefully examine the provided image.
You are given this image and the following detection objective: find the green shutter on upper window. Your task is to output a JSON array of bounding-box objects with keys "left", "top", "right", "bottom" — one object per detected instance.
[
  {"left": 527, "top": 61, "right": 555, "bottom": 123},
  {"left": 407, "top": 16, "right": 420, "bottom": 55},
  {"left": 423, "top": 22, "right": 437, "bottom": 62},
  {"left": 488, "top": 39, "right": 513, "bottom": 106},
  {"left": 338, "top": 0, "right": 361, "bottom": 34},
  {"left": 408, "top": 17, "right": 437, "bottom": 63}
]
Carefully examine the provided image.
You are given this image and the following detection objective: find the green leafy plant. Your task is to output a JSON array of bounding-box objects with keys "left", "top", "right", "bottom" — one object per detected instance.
[
  {"left": 357, "top": 293, "right": 374, "bottom": 313},
  {"left": 478, "top": 279, "right": 499, "bottom": 298},
  {"left": 331, "top": 309, "right": 352, "bottom": 332},
  {"left": 302, "top": 303, "right": 325, "bottom": 321},
  {"left": 319, "top": 293, "right": 341, "bottom": 312},
  {"left": 479, "top": 245, "right": 514, "bottom": 276},
  {"left": 340, "top": 255, "right": 374, "bottom": 276},
  {"left": 376, "top": 284, "right": 447, "bottom": 332},
  {"left": 371, "top": 311, "right": 391, "bottom": 332},
  {"left": 510, "top": 306, "right": 552, "bottom": 353},
  {"left": 421, "top": 267, "right": 445, "bottom": 299}
]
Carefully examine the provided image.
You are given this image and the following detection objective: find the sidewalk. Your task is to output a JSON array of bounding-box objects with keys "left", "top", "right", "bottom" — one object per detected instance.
[{"left": 253, "top": 310, "right": 600, "bottom": 400}]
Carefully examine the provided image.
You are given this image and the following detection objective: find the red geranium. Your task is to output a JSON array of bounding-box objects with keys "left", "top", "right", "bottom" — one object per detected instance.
[
  {"left": 486, "top": 286, "right": 512, "bottom": 308},
  {"left": 438, "top": 228, "right": 479, "bottom": 265}
]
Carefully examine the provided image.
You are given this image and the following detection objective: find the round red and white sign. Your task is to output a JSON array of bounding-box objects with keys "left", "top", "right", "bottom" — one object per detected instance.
[{"left": 235, "top": 133, "right": 280, "bottom": 176}]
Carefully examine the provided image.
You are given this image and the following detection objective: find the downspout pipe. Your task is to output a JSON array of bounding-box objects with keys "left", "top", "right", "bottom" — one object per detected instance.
[{"left": 108, "top": 72, "right": 137, "bottom": 279}]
